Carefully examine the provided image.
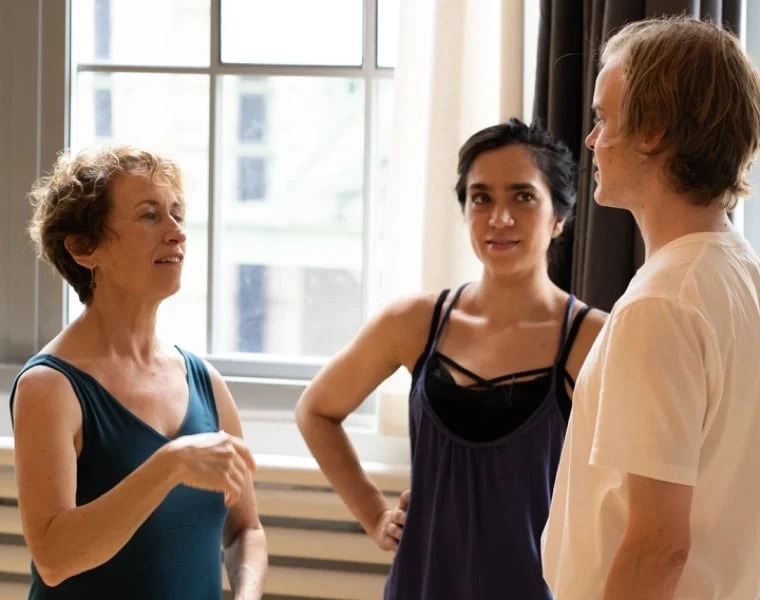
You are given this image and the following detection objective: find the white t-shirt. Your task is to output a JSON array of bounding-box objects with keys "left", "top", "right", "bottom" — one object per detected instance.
[{"left": 542, "top": 230, "right": 760, "bottom": 600}]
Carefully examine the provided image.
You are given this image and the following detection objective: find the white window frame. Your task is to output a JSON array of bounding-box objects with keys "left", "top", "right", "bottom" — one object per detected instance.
[
  {"left": 74, "top": 0, "right": 390, "bottom": 383},
  {"left": 0, "top": 0, "right": 412, "bottom": 463}
]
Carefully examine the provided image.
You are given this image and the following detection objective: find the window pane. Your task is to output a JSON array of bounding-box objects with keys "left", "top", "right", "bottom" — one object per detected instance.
[
  {"left": 238, "top": 156, "right": 268, "bottom": 201},
  {"left": 377, "top": 0, "right": 400, "bottom": 68},
  {"left": 217, "top": 76, "right": 365, "bottom": 357},
  {"left": 69, "top": 72, "right": 210, "bottom": 354},
  {"left": 237, "top": 265, "right": 267, "bottom": 352},
  {"left": 239, "top": 94, "right": 267, "bottom": 142},
  {"left": 72, "top": 0, "right": 210, "bottom": 66},
  {"left": 373, "top": 77, "right": 394, "bottom": 273},
  {"left": 220, "top": 0, "right": 363, "bottom": 66},
  {"left": 376, "top": 78, "right": 395, "bottom": 199}
]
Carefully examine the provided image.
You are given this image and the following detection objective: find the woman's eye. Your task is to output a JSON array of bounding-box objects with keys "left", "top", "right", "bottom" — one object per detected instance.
[
  {"left": 516, "top": 192, "right": 535, "bottom": 203},
  {"left": 142, "top": 212, "right": 159, "bottom": 221},
  {"left": 471, "top": 193, "right": 489, "bottom": 205},
  {"left": 172, "top": 214, "right": 185, "bottom": 225}
]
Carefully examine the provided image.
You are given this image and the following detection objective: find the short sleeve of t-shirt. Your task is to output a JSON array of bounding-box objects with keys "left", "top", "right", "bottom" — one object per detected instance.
[{"left": 590, "top": 297, "right": 718, "bottom": 486}]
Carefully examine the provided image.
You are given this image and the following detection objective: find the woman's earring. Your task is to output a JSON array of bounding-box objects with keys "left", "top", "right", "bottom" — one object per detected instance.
[{"left": 89, "top": 267, "right": 96, "bottom": 292}]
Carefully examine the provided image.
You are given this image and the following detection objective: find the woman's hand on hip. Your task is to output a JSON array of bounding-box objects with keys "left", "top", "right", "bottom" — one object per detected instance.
[{"left": 372, "top": 489, "right": 410, "bottom": 551}]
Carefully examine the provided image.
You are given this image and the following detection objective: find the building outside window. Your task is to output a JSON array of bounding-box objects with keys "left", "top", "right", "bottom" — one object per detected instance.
[{"left": 66, "top": 0, "right": 398, "bottom": 416}]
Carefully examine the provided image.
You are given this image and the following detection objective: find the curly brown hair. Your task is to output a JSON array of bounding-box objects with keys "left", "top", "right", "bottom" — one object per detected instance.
[
  {"left": 602, "top": 15, "right": 760, "bottom": 209},
  {"left": 27, "top": 145, "right": 184, "bottom": 304}
]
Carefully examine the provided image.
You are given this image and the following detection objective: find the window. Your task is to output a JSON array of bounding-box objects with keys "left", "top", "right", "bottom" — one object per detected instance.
[
  {"left": 238, "top": 156, "right": 267, "bottom": 201},
  {"left": 237, "top": 265, "right": 266, "bottom": 353},
  {"left": 93, "top": 87, "right": 112, "bottom": 138},
  {"left": 239, "top": 94, "right": 267, "bottom": 143},
  {"left": 302, "top": 267, "right": 362, "bottom": 356},
  {"left": 61, "top": 0, "right": 398, "bottom": 415},
  {"left": 93, "top": 0, "right": 110, "bottom": 61},
  {"left": 237, "top": 88, "right": 268, "bottom": 202}
]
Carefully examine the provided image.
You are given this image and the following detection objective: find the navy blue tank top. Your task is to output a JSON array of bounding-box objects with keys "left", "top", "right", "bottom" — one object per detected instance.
[
  {"left": 384, "top": 286, "right": 587, "bottom": 599},
  {"left": 9, "top": 348, "right": 228, "bottom": 600}
]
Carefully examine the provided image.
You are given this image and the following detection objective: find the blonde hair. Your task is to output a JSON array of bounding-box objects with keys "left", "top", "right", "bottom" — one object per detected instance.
[
  {"left": 602, "top": 15, "right": 760, "bottom": 209},
  {"left": 28, "top": 145, "right": 184, "bottom": 304}
]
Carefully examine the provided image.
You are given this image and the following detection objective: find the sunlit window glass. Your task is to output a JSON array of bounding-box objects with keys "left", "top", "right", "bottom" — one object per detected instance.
[{"left": 221, "top": 0, "right": 363, "bottom": 66}]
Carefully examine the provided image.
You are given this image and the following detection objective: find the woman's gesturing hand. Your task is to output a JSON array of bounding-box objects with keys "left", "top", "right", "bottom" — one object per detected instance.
[{"left": 165, "top": 431, "right": 256, "bottom": 507}]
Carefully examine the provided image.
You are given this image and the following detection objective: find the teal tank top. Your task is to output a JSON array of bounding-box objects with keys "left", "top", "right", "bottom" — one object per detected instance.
[{"left": 9, "top": 348, "right": 228, "bottom": 599}]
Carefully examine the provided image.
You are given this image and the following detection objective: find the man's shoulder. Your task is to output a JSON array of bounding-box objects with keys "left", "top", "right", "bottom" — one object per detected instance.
[{"left": 623, "top": 232, "right": 759, "bottom": 307}]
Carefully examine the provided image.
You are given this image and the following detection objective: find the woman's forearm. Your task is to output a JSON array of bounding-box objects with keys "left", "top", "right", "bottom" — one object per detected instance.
[
  {"left": 224, "top": 527, "right": 268, "bottom": 599},
  {"left": 26, "top": 448, "right": 180, "bottom": 586},
  {"left": 296, "top": 410, "right": 390, "bottom": 534}
]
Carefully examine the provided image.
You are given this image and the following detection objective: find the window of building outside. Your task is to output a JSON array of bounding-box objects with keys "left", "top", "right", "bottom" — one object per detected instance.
[{"left": 67, "top": 0, "right": 399, "bottom": 418}]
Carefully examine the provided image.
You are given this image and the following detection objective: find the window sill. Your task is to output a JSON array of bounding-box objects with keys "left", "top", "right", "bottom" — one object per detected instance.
[{"left": 0, "top": 364, "right": 410, "bottom": 492}]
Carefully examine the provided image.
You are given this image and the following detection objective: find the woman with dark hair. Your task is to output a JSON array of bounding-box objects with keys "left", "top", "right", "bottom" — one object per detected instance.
[
  {"left": 12, "top": 146, "right": 268, "bottom": 599},
  {"left": 296, "top": 119, "right": 606, "bottom": 599}
]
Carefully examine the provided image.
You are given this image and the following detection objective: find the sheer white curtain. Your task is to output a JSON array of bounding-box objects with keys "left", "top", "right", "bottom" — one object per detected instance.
[{"left": 377, "top": 0, "right": 529, "bottom": 434}]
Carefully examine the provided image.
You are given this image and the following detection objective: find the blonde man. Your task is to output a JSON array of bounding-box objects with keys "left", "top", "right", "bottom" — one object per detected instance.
[{"left": 543, "top": 16, "right": 760, "bottom": 600}]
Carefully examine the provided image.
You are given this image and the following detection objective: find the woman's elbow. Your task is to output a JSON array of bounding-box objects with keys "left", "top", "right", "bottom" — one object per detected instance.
[
  {"left": 294, "top": 397, "right": 311, "bottom": 433},
  {"left": 32, "top": 555, "right": 69, "bottom": 588},
  {"left": 294, "top": 394, "right": 336, "bottom": 434},
  {"left": 27, "top": 537, "right": 83, "bottom": 587}
]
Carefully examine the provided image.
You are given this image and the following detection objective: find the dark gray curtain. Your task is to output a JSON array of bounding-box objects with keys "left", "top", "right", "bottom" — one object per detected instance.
[{"left": 534, "top": 0, "right": 743, "bottom": 311}]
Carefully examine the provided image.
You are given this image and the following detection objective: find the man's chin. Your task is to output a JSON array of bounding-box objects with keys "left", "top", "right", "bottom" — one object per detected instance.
[{"left": 592, "top": 188, "right": 616, "bottom": 208}]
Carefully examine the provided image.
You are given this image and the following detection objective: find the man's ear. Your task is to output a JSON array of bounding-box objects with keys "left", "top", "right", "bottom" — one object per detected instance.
[
  {"left": 638, "top": 122, "right": 667, "bottom": 155},
  {"left": 64, "top": 235, "right": 96, "bottom": 269}
]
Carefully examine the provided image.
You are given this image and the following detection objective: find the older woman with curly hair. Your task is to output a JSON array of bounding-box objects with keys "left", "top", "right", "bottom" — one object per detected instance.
[{"left": 11, "top": 145, "right": 268, "bottom": 599}]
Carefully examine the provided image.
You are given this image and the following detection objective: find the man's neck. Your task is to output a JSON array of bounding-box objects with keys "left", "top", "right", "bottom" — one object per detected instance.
[{"left": 632, "top": 192, "right": 732, "bottom": 260}]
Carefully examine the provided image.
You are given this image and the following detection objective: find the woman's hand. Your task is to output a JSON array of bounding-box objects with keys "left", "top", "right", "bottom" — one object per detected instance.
[
  {"left": 372, "top": 489, "right": 410, "bottom": 551},
  {"left": 165, "top": 431, "right": 256, "bottom": 507}
]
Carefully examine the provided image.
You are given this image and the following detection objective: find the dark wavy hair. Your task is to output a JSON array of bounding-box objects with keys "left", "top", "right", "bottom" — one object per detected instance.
[{"left": 455, "top": 117, "right": 577, "bottom": 223}]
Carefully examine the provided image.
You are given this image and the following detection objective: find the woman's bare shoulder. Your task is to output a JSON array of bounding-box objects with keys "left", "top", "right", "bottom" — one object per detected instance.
[
  {"left": 580, "top": 306, "right": 608, "bottom": 336},
  {"left": 13, "top": 362, "right": 82, "bottom": 433},
  {"left": 376, "top": 290, "right": 446, "bottom": 339},
  {"left": 565, "top": 304, "right": 608, "bottom": 381},
  {"left": 379, "top": 291, "right": 444, "bottom": 323},
  {"left": 339, "top": 290, "right": 446, "bottom": 373}
]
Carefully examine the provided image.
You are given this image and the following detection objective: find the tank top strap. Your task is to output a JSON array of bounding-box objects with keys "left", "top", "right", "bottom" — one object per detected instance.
[
  {"left": 9, "top": 354, "right": 95, "bottom": 429},
  {"left": 554, "top": 303, "right": 593, "bottom": 382},
  {"left": 175, "top": 347, "right": 220, "bottom": 428},
  {"left": 544, "top": 295, "right": 577, "bottom": 394},
  {"left": 428, "top": 283, "right": 469, "bottom": 355},
  {"left": 557, "top": 295, "right": 577, "bottom": 357},
  {"left": 411, "top": 289, "right": 451, "bottom": 380}
]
